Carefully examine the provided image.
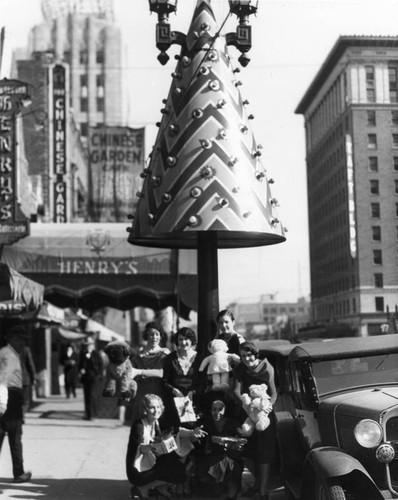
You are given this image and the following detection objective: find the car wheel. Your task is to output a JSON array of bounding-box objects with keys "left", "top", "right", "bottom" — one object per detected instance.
[{"left": 315, "top": 479, "right": 346, "bottom": 500}]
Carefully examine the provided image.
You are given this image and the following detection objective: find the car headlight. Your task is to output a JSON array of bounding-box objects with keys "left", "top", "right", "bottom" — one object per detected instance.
[{"left": 354, "top": 419, "right": 383, "bottom": 448}]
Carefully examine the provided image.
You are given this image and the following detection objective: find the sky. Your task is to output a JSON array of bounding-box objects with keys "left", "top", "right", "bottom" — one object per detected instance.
[{"left": 3, "top": 0, "right": 398, "bottom": 308}]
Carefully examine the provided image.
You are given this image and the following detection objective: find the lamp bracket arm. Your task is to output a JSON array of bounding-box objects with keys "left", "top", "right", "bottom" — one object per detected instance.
[
  {"left": 170, "top": 30, "right": 186, "bottom": 48},
  {"left": 226, "top": 32, "right": 239, "bottom": 48}
]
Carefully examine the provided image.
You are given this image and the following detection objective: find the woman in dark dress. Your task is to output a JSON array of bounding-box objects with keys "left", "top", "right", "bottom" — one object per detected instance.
[
  {"left": 162, "top": 327, "right": 204, "bottom": 429},
  {"left": 216, "top": 309, "right": 245, "bottom": 356},
  {"left": 233, "top": 341, "right": 277, "bottom": 500},
  {"left": 129, "top": 326, "right": 170, "bottom": 424}
]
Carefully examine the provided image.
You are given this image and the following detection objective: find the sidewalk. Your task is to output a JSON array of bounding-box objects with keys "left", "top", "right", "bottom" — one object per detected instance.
[{"left": 0, "top": 391, "right": 285, "bottom": 500}]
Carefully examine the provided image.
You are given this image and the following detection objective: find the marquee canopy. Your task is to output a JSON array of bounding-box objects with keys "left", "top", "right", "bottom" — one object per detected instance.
[{"left": 1, "top": 223, "right": 197, "bottom": 319}]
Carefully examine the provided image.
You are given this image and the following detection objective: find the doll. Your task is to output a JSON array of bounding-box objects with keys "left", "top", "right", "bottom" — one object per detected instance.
[{"left": 199, "top": 339, "right": 240, "bottom": 390}]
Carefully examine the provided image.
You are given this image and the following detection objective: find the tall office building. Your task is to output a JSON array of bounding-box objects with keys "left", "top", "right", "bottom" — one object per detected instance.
[
  {"left": 28, "top": 0, "right": 122, "bottom": 141},
  {"left": 296, "top": 36, "right": 398, "bottom": 336},
  {"left": 12, "top": 0, "right": 126, "bottom": 222}
]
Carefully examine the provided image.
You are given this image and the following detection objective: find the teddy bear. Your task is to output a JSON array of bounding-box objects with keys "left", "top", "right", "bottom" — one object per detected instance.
[
  {"left": 102, "top": 340, "right": 138, "bottom": 402},
  {"left": 239, "top": 383, "right": 273, "bottom": 436},
  {"left": 199, "top": 339, "right": 240, "bottom": 390}
]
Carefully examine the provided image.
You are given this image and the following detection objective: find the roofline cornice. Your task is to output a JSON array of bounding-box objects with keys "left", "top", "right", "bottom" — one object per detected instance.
[{"left": 295, "top": 36, "right": 398, "bottom": 115}]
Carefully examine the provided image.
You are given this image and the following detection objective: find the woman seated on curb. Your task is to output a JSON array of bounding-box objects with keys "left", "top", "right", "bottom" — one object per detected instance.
[{"left": 125, "top": 393, "right": 206, "bottom": 499}]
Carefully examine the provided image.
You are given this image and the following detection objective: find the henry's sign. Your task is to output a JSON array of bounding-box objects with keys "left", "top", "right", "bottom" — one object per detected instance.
[{"left": 0, "top": 78, "right": 30, "bottom": 245}]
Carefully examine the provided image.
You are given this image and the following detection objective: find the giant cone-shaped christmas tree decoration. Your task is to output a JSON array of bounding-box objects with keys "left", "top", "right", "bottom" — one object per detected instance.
[{"left": 128, "top": 0, "right": 286, "bottom": 249}]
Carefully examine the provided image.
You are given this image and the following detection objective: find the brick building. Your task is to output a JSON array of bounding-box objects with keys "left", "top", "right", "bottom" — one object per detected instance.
[{"left": 296, "top": 36, "right": 398, "bottom": 336}]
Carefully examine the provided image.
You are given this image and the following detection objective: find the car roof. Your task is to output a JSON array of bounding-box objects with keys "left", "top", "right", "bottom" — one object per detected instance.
[
  {"left": 255, "top": 340, "right": 296, "bottom": 358},
  {"left": 289, "top": 334, "right": 398, "bottom": 361}
]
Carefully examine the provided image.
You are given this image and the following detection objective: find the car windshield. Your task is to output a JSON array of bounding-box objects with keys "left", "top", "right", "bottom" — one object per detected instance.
[{"left": 312, "top": 353, "right": 398, "bottom": 395}]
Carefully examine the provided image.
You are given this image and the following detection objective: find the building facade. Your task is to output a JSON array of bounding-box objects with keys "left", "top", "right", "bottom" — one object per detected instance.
[
  {"left": 29, "top": 1, "right": 122, "bottom": 140},
  {"left": 11, "top": 0, "right": 124, "bottom": 222},
  {"left": 229, "top": 295, "right": 310, "bottom": 340},
  {"left": 296, "top": 36, "right": 398, "bottom": 336}
]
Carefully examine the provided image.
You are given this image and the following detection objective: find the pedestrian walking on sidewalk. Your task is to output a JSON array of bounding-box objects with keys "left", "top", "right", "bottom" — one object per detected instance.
[
  {"left": 79, "top": 336, "right": 103, "bottom": 420},
  {"left": 0, "top": 325, "right": 32, "bottom": 483},
  {"left": 61, "top": 344, "right": 78, "bottom": 398}
]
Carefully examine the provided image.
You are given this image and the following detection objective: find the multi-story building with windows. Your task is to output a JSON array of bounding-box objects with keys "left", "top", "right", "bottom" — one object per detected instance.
[
  {"left": 296, "top": 36, "right": 398, "bottom": 336},
  {"left": 11, "top": 0, "right": 124, "bottom": 222},
  {"left": 29, "top": 0, "right": 122, "bottom": 140}
]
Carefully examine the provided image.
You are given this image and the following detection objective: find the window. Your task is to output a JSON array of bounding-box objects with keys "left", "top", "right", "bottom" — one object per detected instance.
[
  {"left": 393, "top": 134, "right": 398, "bottom": 148},
  {"left": 368, "top": 134, "right": 377, "bottom": 149},
  {"left": 371, "top": 203, "right": 380, "bottom": 218},
  {"left": 392, "top": 110, "right": 398, "bottom": 125},
  {"left": 373, "top": 249, "right": 382, "bottom": 265},
  {"left": 80, "top": 122, "right": 88, "bottom": 137},
  {"left": 372, "top": 226, "right": 381, "bottom": 241},
  {"left": 375, "top": 296, "right": 384, "bottom": 312},
  {"left": 80, "top": 98, "right": 88, "bottom": 112},
  {"left": 365, "top": 66, "right": 375, "bottom": 102},
  {"left": 389, "top": 66, "right": 398, "bottom": 103},
  {"left": 394, "top": 157, "right": 398, "bottom": 171},
  {"left": 80, "top": 51, "right": 88, "bottom": 65},
  {"left": 80, "top": 75, "right": 88, "bottom": 97},
  {"left": 368, "top": 157, "right": 378, "bottom": 172},
  {"left": 374, "top": 273, "right": 384, "bottom": 288},
  {"left": 96, "top": 51, "right": 104, "bottom": 64},
  {"left": 367, "top": 110, "right": 376, "bottom": 126},
  {"left": 96, "top": 74, "right": 104, "bottom": 112},
  {"left": 96, "top": 75, "right": 104, "bottom": 97},
  {"left": 370, "top": 179, "right": 379, "bottom": 195},
  {"left": 396, "top": 203, "right": 398, "bottom": 216},
  {"left": 395, "top": 180, "right": 398, "bottom": 195}
]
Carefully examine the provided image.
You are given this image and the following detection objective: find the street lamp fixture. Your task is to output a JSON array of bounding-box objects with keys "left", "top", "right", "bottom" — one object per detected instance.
[
  {"left": 227, "top": 0, "right": 259, "bottom": 67},
  {"left": 228, "top": 0, "right": 259, "bottom": 20},
  {"left": 148, "top": 0, "right": 178, "bottom": 22},
  {"left": 148, "top": 0, "right": 185, "bottom": 65}
]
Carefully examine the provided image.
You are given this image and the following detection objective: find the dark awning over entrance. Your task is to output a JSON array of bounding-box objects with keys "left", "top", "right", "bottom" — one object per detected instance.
[{"left": 1, "top": 223, "right": 197, "bottom": 319}]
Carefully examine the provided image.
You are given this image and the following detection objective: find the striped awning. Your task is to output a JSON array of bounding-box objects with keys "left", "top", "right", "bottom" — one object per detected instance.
[{"left": 0, "top": 262, "right": 44, "bottom": 315}]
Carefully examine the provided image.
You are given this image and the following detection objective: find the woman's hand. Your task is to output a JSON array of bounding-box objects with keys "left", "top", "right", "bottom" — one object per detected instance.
[
  {"left": 190, "top": 426, "right": 207, "bottom": 441},
  {"left": 140, "top": 444, "right": 153, "bottom": 454}
]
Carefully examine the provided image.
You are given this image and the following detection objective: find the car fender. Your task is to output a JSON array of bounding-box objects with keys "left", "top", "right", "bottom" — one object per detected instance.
[
  {"left": 300, "top": 446, "right": 384, "bottom": 500},
  {"left": 275, "top": 411, "right": 307, "bottom": 487},
  {"left": 305, "top": 446, "right": 372, "bottom": 478}
]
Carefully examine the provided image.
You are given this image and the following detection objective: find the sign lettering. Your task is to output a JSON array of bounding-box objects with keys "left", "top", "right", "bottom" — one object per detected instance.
[
  {"left": 88, "top": 126, "right": 144, "bottom": 221},
  {"left": 52, "top": 66, "right": 67, "bottom": 222}
]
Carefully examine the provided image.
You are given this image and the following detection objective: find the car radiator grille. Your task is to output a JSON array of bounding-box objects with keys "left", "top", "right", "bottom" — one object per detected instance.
[{"left": 386, "top": 417, "right": 398, "bottom": 490}]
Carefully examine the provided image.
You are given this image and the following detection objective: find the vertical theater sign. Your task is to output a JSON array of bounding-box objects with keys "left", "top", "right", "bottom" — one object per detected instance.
[
  {"left": 50, "top": 64, "right": 68, "bottom": 223},
  {"left": 0, "top": 78, "right": 31, "bottom": 245}
]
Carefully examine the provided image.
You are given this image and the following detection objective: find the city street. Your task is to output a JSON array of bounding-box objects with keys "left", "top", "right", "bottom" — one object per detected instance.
[{"left": 0, "top": 391, "right": 286, "bottom": 500}]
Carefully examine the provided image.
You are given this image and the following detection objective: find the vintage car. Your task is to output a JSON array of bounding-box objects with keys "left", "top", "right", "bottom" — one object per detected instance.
[{"left": 262, "top": 334, "right": 398, "bottom": 500}]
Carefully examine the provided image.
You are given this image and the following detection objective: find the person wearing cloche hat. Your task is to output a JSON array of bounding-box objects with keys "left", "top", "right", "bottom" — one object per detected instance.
[{"left": 0, "top": 324, "right": 32, "bottom": 483}]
